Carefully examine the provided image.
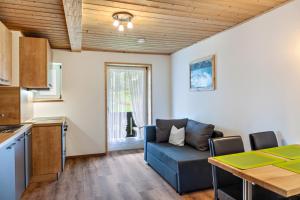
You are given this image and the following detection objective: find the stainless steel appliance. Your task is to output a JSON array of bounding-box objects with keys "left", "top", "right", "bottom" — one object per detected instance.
[
  {"left": 25, "top": 129, "right": 32, "bottom": 187},
  {"left": 62, "top": 122, "right": 68, "bottom": 170}
]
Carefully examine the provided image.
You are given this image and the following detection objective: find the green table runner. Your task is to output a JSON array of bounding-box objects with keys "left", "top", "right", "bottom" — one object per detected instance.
[
  {"left": 215, "top": 151, "right": 285, "bottom": 170},
  {"left": 261, "top": 145, "right": 300, "bottom": 160},
  {"left": 275, "top": 159, "right": 300, "bottom": 174}
]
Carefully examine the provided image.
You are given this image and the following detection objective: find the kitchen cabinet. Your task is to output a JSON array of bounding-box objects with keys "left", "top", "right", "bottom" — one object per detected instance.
[
  {"left": 0, "top": 21, "right": 12, "bottom": 86},
  {"left": 0, "top": 87, "right": 20, "bottom": 125},
  {"left": 15, "top": 133, "right": 26, "bottom": 200},
  {"left": 0, "top": 87, "right": 33, "bottom": 126},
  {"left": 19, "top": 37, "right": 52, "bottom": 89},
  {"left": 25, "top": 129, "right": 32, "bottom": 187},
  {"left": 0, "top": 140, "right": 16, "bottom": 200},
  {"left": 31, "top": 124, "right": 66, "bottom": 182}
]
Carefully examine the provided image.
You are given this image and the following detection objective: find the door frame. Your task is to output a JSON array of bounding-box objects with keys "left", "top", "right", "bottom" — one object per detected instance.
[{"left": 104, "top": 62, "right": 153, "bottom": 153}]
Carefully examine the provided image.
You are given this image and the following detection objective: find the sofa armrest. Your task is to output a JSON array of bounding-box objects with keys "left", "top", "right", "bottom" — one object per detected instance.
[
  {"left": 144, "top": 125, "right": 156, "bottom": 162},
  {"left": 144, "top": 125, "right": 156, "bottom": 142},
  {"left": 212, "top": 130, "right": 223, "bottom": 138}
]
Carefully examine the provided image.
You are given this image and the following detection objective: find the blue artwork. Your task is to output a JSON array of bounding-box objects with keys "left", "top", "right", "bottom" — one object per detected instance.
[{"left": 190, "top": 55, "right": 215, "bottom": 91}]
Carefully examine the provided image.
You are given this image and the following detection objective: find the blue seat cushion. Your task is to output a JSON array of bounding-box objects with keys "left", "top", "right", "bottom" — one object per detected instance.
[{"left": 147, "top": 142, "right": 210, "bottom": 171}]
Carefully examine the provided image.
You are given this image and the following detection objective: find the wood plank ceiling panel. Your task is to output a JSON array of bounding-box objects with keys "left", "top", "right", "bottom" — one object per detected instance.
[
  {"left": 0, "top": 0, "right": 70, "bottom": 49},
  {"left": 0, "top": 0, "right": 291, "bottom": 54},
  {"left": 82, "top": 0, "right": 290, "bottom": 54},
  {"left": 62, "top": 0, "right": 82, "bottom": 51}
]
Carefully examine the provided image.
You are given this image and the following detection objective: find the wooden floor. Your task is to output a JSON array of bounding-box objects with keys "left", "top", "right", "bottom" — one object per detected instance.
[{"left": 22, "top": 150, "right": 213, "bottom": 200}]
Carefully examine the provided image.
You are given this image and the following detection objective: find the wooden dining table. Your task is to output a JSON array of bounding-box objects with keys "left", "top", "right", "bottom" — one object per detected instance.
[{"left": 208, "top": 149, "right": 300, "bottom": 200}]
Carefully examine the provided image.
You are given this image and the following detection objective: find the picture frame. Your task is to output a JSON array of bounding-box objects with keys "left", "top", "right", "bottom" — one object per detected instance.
[{"left": 189, "top": 55, "right": 216, "bottom": 91}]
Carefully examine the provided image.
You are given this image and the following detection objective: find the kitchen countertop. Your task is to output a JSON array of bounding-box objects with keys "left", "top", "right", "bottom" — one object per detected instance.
[
  {"left": 25, "top": 116, "right": 66, "bottom": 126},
  {"left": 0, "top": 124, "right": 32, "bottom": 149},
  {"left": 0, "top": 117, "right": 66, "bottom": 148}
]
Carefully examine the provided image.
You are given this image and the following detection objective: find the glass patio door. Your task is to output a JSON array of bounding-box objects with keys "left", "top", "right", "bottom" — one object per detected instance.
[{"left": 106, "top": 65, "right": 148, "bottom": 151}]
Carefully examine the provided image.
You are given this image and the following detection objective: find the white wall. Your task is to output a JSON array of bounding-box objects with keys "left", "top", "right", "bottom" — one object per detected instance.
[
  {"left": 34, "top": 50, "right": 171, "bottom": 156},
  {"left": 171, "top": 0, "right": 300, "bottom": 149}
]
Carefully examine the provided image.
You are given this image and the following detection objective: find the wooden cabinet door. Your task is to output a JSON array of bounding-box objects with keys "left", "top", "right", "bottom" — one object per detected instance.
[
  {"left": 20, "top": 37, "right": 51, "bottom": 89},
  {"left": 32, "top": 125, "right": 62, "bottom": 175},
  {"left": 0, "top": 87, "right": 20, "bottom": 125},
  {"left": 0, "top": 21, "right": 12, "bottom": 86}
]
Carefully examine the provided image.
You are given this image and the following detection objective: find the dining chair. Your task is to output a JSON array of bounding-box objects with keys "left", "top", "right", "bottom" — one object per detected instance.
[
  {"left": 209, "top": 136, "right": 244, "bottom": 200},
  {"left": 249, "top": 131, "right": 278, "bottom": 150},
  {"left": 209, "top": 136, "right": 284, "bottom": 200}
]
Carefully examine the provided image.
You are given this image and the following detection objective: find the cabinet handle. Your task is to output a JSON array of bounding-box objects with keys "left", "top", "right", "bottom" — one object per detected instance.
[
  {"left": 17, "top": 136, "right": 25, "bottom": 141},
  {"left": 7, "top": 143, "right": 16, "bottom": 149}
]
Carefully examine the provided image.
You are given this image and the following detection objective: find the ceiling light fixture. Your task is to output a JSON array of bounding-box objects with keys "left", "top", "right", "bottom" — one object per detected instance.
[
  {"left": 112, "top": 11, "right": 134, "bottom": 32},
  {"left": 118, "top": 24, "right": 124, "bottom": 32},
  {"left": 127, "top": 21, "right": 133, "bottom": 29},
  {"left": 113, "top": 20, "right": 119, "bottom": 27}
]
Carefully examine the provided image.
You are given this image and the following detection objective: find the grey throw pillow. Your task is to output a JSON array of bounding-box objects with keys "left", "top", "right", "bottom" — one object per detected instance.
[
  {"left": 156, "top": 118, "right": 188, "bottom": 143},
  {"left": 185, "top": 120, "right": 215, "bottom": 151}
]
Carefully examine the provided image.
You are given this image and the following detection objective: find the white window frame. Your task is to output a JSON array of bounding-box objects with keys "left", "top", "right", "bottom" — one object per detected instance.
[{"left": 33, "top": 63, "right": 63, "bottom": 102}]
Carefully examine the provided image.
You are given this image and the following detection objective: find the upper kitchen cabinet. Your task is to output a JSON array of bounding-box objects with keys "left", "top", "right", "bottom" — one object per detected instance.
[
  {"left": 0, "top": 87, "right": 20, "bottom": 125},
  {"left": 0, "top": 21, "right": 12, "bottom": 86},
  {"left": 20, "top": 37, "right": 52, "bottom": 89},
  {"left": 0, "top": 87, "right": 33, "bottom": 125}
]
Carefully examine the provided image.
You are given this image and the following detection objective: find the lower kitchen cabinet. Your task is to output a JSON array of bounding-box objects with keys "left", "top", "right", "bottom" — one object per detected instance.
[
  {"left": 0, "top": 141, "right": 16, "bottom": 200},
  {"left": 0, "top": 121, "right": 66, "bottom": 198},
  {"left": 15, "top": 133, "right": 26, "bottom": 200},
  {"left": 0, "top": 129, "right": 32, "bottom": 200},
  {"left": 31, "top": 124, "right": 66, "bottom": 182}
]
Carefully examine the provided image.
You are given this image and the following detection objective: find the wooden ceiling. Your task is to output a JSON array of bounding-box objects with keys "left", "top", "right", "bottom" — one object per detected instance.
[
  {"left": 0, "top": 0, "right": 290, "bottom": 54},
  {"left": 0, "top": 0, "right": 70, "bottom": 49}
]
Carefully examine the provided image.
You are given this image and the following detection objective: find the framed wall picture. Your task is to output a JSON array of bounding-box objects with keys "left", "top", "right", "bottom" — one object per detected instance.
[{"left": 190, "top": 55, "right": 216, "bottom": 91}]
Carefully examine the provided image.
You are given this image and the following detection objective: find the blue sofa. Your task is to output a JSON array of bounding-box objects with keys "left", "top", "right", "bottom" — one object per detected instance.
[{"left": 144, "top": 123, "right": 223, "bottom": 194}]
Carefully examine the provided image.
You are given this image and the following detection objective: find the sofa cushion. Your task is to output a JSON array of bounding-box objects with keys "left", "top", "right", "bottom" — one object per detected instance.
[
  {"left": 156, "top": 118, "right": 188, "bottom": 143},
  {"left": 185, "top": 120, "right": 215, "bottom": 151},
  {"left": 169, "top": 126, "right": 185, "bottom": 146},
  {"left": 147, "top": 142, "right": 210, "bottom": 171}
]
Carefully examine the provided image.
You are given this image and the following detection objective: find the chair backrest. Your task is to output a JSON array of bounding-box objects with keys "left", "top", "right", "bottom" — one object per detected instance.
[
  {"left": 209, "top": 136, "right": 245, "bottom": 199},
  {"left": 249, "top": 131, "right": 278, "bottom": 150},
  {"left": 209, "top": 136, "right": 245, "bottom": 156}
]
